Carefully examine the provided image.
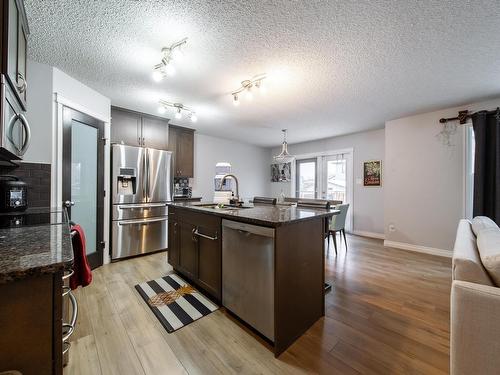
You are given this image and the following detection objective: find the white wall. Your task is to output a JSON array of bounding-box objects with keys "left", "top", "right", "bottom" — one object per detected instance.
[
  {"left": 268, "top": 129, "right": 385, "bottom": 236},
  {"left": 384, "top": 97, "right": 500, "bottom": 253},
  {"left": 24, "top": 60, "right": 53, "bottom": 163},
  {"left": 192, "top": 133, "right": 270, "bottom": 201}
]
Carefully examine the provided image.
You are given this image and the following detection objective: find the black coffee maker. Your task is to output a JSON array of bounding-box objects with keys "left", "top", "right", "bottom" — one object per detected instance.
[{"left": 0, "top": 175, "right": 28, "bottom": 212}]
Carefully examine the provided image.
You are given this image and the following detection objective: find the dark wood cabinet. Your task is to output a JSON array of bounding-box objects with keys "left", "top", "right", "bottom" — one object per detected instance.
[
  {"left": 168, "top": 207, "right": 221, "bottom": 300},
  {"left": 111, "top": 106, "right": 168, "bottom": 149},
  {"left": 169, "top": 125, "right": 194, "bottom": 177},
  {"left": 2, "top": 0, "right": 29, "bottom": 109},
  {"left": 177, "top": 220, "right": 198, "bottom": 280},
  {"left": 142, "top": 116, "right": 168, "bottom": 150},
  {"left": 0, "top": 272, "right": 63, "bottom": 375}
]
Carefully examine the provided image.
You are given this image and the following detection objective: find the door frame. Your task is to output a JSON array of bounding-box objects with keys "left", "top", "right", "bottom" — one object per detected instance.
[{"left": 62, "top": 106, "right": 105, "bottom": 269}]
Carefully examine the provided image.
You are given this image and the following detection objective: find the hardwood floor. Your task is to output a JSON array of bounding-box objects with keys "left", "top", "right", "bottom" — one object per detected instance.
[{"left": 64, "top": 235, "right": 451, "bottom": 375}]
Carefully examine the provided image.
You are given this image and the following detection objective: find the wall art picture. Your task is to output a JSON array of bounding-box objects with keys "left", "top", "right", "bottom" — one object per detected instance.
[
  {"left": 363, "top": 160, "right": 382, "bottom": 187},
  {"left": 271, "top": 162, "right": 291, "bottom": 182}
]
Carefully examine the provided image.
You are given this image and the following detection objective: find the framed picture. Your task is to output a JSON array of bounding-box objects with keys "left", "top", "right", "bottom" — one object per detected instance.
[
  {"left": 271, "top": 162, "right": 291, "bottom": 182},
  {"left": 363, "top": 160, "right": 382, "bottom": 187}
]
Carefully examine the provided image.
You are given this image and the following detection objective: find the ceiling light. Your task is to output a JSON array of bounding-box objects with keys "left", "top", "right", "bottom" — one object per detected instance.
[
  {"left": 245, "top": 87, "right": 253, "bottom": 100},
  {"left": 172, "top": 48, "right": 184, "bottom": 62},
  {"left": 158, "top": 100, "right": 197, "bottom": 123},
  {"left": 165, "top": 64, "right": 176, "bottom": 76},
  {"left": 152, "top": 37, "right": 187, "bottom": 82},
  {"left": 152, "top": 70, "right": 164, "bottom": 82},
  {"left": 274, "top": 129, "right": 294, "bottom": 163},
  {"left": 231, "top": 74, "right": 266, "bottom": 105}
]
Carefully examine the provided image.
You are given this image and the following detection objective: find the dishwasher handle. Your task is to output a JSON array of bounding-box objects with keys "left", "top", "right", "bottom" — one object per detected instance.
[{"left": 222, "top": 219, "right": 275, "bottom": 238}]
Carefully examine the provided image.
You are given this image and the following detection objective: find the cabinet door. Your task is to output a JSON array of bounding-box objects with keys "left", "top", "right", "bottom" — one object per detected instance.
[
  {"left": 142, "top": 116, "right": 168, "bottom": 150},
  {"left": 177, "top": 130, "right": 194, "bottom": 177},
  {"left": 196, "top": 226, "right": 221, "bottom": 299},
  {"left": 168, "top": 127, "right": 179, "bottom": 175},
  {"left": 177, "top": 221, "right": 198, "bottom": 280},
  {"left": 6, "top": 0, "right": 19, "bottom": 90},
  {"left": 167, "top": 217, "right": 179, "bottom": 267},
  {"left": 110, "top": 108, "right": 141, "bottom": 146}
]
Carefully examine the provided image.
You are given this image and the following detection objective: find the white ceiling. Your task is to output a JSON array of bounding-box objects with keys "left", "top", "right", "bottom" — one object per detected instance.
[{"left": 25, "top": 0, "right": 500, "bottom": 147}]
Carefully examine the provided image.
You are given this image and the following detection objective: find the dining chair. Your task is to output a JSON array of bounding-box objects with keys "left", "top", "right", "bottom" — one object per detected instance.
[{"left": 328, "top": 203, "right": 349, "bottom": 255}]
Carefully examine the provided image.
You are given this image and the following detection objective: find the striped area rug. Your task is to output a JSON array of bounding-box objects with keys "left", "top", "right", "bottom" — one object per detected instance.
[{"left": 135, "top": 274, "right": 218, "bottom": 333}]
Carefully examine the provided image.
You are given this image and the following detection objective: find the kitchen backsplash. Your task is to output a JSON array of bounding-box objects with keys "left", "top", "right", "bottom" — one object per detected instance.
[{"left": 0, "top": 162, "right": 51, "bottom": 208}]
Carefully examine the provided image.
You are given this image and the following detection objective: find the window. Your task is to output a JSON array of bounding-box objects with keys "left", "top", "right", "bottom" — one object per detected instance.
[
  {"left": 295, "top": 158, "right": 317, "bottom": 198},
  {"left": 323, "top": 155, "right": 347, "bottom": 202}
]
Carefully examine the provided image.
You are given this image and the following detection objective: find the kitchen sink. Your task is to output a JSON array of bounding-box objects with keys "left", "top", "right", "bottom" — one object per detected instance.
[{"left": 194, "top": 203, "right": 251, "bottom": 211}]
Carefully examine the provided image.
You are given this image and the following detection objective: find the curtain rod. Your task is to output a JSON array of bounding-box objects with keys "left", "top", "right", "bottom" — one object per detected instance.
[{"left": 439, "top": 108, "right": 500, "bottom": 124}]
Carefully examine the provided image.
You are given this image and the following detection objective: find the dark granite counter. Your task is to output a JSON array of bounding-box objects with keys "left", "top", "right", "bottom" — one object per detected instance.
[
  {"left": 0, "top": 208, "right": 73, "bottom": 283},
  {"left": 168, "top": 202, "right": 339, "bottom": 227}
]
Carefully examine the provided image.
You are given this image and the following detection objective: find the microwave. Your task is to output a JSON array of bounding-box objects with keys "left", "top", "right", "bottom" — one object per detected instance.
[{"left": 0, "top": 75, "right": 31, "bottom": 162}]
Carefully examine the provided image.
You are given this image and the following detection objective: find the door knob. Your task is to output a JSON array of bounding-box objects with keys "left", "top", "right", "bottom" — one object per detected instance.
[{"left": 64, "top": 200, "right": 75, "bottom": 208}]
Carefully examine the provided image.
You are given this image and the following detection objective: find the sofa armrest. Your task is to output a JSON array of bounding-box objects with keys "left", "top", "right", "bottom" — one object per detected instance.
[{"left": 451, "top": 280, "right": 500, "bottom": 375}]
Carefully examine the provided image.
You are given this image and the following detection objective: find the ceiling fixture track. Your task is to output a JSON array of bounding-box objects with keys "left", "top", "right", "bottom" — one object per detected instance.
[
  {"left": 158, "top": 100, "right": 197, "bottom": 123},
  {"left": 231, "top": 73, "right": 267, "bottom": 105},
  {"left": 152, "top": 37, "right": 188, "bottom": 81}
]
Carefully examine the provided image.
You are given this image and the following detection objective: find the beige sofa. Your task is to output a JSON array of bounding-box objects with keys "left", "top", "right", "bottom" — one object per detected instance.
[{"left": 451, "top": 217, "right": 500, "bottom": 375}]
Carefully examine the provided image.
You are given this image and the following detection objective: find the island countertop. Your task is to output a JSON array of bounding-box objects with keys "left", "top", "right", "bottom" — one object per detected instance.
[
  {"left": 0, "top": 208, "right": 74, "bottom": 284},
  {"left": 168, "top": 201, "right": 339, "bottom": 227}
]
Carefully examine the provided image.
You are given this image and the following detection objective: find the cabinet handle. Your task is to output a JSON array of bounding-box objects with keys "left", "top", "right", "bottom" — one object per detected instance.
[
  {"left": 17, "top": 72, "right": 27, "bottom": 93},
  {"left": 193, "top": 228, "right": 218, "bottom": 241}
]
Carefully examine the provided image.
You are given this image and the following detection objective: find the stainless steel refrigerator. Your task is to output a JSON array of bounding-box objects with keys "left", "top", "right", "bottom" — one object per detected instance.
[{"left": 111, "top": 144, "right": 172, "bottom": 260}]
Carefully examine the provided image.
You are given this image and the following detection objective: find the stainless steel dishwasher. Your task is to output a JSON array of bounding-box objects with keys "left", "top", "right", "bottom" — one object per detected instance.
[{"left": 222, "top": 219, "right": 275, "bottom": 341}]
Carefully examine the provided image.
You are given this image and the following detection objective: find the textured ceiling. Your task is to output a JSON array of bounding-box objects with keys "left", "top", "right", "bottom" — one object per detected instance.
[{"left": 25, "top": 0, "right": 500, "bottom": 147}]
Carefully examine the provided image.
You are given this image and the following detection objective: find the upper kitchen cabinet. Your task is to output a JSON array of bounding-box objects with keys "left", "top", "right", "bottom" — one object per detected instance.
[
  {"left": 169, "top": 125, "right": 194, "bottom": 178},
  {"left": 2, "top": 0, "right": 29, "bottom": 109},
  {"left": 110, "top": 106, "right": 168, "bottom": 150}
]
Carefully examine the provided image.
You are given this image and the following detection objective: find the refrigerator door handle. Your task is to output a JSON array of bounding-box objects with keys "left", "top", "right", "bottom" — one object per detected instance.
[
  {"left": 146, "top": 148, "right": 151, "bottom": 202},
  {"left": 142, "top": 149, "right": 147, "bottom": 202},
  {"left": 117, "top": 203, "right": 167, "bottom": 209}
]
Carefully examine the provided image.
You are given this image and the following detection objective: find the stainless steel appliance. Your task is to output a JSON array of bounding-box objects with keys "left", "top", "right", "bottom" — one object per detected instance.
[
  {"left": 111, "top": 144, "right": 172, "bottom": 260},
  {"left": 0, "top": 175, "right": 27, "bottom": 212},
  {"left": 0, "top": 75, "right": 31, "bottom": 162},
  {"left": 222, "top": 219, "right": 275, "bottom": 341}
]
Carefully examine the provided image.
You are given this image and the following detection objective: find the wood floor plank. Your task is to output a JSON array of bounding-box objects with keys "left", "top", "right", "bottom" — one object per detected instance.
[{"left": 65, "top": 234, "right": 451, "bottom": 375}]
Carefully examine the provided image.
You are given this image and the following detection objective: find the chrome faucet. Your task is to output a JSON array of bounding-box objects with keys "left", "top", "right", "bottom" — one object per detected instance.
[{"left": 220, "top": 174, "right": 240, "bottom": 203}]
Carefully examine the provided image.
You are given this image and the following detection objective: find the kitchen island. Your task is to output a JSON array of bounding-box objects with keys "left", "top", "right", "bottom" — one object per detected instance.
[
  {"left": 0, "top": 208, "right": 73, "bottom": 375},
  {"left": 167, "top": 202, "right": 338, "bottom": 356}
]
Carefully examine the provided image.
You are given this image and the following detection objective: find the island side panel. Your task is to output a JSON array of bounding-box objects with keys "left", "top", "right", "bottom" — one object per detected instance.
[{"left": 274, "top": 217, "right": 324, "bottom": 356}]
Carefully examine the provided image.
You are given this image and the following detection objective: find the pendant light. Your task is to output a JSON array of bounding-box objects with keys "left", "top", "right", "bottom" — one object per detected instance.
[{"left": 274, "top": 129, "right": 294, "bottom": 163}]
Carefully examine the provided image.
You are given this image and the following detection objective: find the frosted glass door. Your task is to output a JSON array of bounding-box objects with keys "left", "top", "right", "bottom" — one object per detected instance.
[{"left": 71, "top": 120, "right": 98, "bottom": 255}]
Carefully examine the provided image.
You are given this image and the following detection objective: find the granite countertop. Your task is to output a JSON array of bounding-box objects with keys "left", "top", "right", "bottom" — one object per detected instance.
[
  {"left": 168, "top": 202, "right": 339, "bottom": 227},
  {"left": 0, "top": 208, "right": 74, "bottom": 284}
]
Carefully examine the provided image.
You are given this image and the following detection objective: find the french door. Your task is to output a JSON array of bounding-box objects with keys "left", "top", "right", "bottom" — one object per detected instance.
[
  {"left": 62, "top": 107, "right": 105, "bottom": 269},
  {"left": 295, "top": 151, "right": 353, "bottom": 231}
]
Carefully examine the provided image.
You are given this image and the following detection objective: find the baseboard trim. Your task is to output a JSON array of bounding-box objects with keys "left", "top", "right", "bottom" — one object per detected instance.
[
  {"left": 384, "top": 240, "right": 452, "bottom": 258},
  {"left": 351, "top": 230, "right": 385, "bottom": 240}
]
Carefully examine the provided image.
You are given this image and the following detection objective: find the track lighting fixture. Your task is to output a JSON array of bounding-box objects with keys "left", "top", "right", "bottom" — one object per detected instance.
[
  {"left": 231, "top": 74, "right": 266, "bottom": 105},
  {"left": 152, "top": 37, "right": 188, "bottom": 81},
  {"left": 158, "top": 100, "right": 198, "bottom": 123}
]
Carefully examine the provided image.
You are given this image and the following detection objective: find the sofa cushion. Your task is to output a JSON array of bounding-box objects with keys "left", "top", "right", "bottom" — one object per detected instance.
[
  {"left": 477, "top": 228, "right": 500, "bottom": 286},
  {"left": 452, "top": 220, "right": 494, "bottom": 286},
  {"left": 472, "top": 216, "right": 499, "bottom": 237}
]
